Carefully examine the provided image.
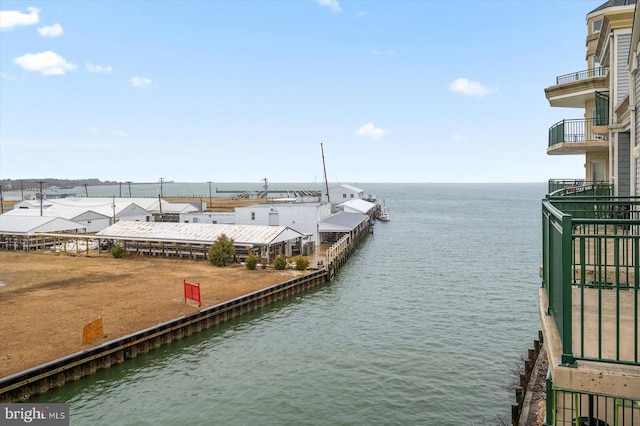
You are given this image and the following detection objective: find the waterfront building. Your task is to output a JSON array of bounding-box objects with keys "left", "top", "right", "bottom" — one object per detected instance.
[
  {"left": 318, "top": 211, "right": 370, "bottom": 244},
  {"left": 338, "top": 199, "right": 377, "bottom": 217},
  {"left": 328, "top": 184, "right": 365, "bottom": 204},
  {"left": 0, "top": 216, "right": 86, "bottom": 236},
  {"left": 96, "top": 221, "right": 308, "bottom": 263},
  {"left": 540, "top": 1, "right": 640, "bottom": 425},
  {"left": 234, "top": 202, "right": 332, "bottom": 246}
]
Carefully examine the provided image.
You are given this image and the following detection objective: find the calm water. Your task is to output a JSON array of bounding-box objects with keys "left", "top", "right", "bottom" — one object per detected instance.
[{"left": 32, "top": 183, "right": 545, "bottom": 425}]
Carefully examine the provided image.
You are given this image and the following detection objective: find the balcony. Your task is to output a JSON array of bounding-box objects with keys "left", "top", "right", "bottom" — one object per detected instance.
[
  {"left": 540, "top": 193, "right": 640, "bottom": 424},
  {"left": 545, "top": 67, "right": 609, "bottom": 108},
  {"left": 548, "top": 179, "right": 612, "bottom": 196},
  {"left": 548, "top": 118, "right": 609, "bottom": 155}
]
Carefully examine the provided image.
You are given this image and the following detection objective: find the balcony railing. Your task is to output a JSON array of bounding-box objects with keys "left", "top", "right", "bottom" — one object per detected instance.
[
  {"left": 548, "top": 179, "right": 612, "bottom": 196},
  {"left": 548, "top": 118, "right": 608, "bottom": 148},
  {"left": 547, "top": 388, "right": 640, "bottom": 426},
  {"left": 542, "top": 194, "right": 640, "bottom": 366},
  {"left": 555, "top": 67, "right": 608, "bottom": 85}
]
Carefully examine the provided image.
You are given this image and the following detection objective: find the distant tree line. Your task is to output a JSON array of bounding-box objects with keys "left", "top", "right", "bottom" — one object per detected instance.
[{"left": 0, "top": 178, "right": 115, "bottom": 190}]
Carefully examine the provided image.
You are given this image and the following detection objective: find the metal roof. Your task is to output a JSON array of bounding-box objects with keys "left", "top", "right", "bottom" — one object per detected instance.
[
  {"left": 0, "top": 215, "right": 87, "bottom": 234},
  {"left": 8, "top": 197, "right": 197, "bottom": 219},
  {"left": 338, "top": 199, "right": 376, "bottom": 214},
  {"left": 318, "top": 212, "right": 368, "bottom": 232},
  {"left": 96, "top": 221, "right": 304, "bottom": 246},
  {"left": 331, "top": 184, "right": 364, "bottom": 193},
  {"left": 4, "top": 205, "right": 111, "bottom": 221}
]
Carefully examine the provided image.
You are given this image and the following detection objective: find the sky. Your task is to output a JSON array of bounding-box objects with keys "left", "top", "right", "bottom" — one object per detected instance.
[{"left": 0, "top": 0, "right": 609, "bottom": 183}]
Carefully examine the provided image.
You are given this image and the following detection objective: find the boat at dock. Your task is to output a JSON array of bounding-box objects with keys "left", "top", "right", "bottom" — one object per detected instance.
[{"left": 377, "top": 206, "right": 390, "bottom": 222}]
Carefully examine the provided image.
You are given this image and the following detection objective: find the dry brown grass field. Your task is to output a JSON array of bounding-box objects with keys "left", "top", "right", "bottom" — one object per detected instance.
[{"left": 0, "top": 250, "right": 305, "bottom": 378}]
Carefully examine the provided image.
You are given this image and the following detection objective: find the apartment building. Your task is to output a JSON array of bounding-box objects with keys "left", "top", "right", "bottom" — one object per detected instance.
[{"left": 541, "top": 1, "right": 639, "bottom": 425}]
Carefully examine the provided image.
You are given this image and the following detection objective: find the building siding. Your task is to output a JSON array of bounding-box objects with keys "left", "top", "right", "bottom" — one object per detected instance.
[
  {"left": 636, "top": 60, "right": 640, "bottom": 195},
  {"left": 617, "top": 33, "right": 632, "bottom": 104}
]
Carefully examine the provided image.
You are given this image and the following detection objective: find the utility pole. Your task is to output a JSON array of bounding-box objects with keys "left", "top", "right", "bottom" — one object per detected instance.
[
  {"left": 127, "top": 181, "right": 132, "bottom": 197},
  {"left": 207, "top": 181, "right": 213, "bottom": 210},
  {"left": 159, "top": 177, "right": 164, "bottom": 199},
  {"left": 84, "top": 184, "right": 88, "bottom": 197},
  {"left": 112, "top": 196, "right": 116, "bottom": 223},
  {"left": 0, "top": 185, "right": 4, "bottom": 214},
  {"left": 158, "top": 194, "right": 163, "bottom": 221},
  {"left": 37, "top": 180, "right": 45, "bottom": 216},
  {"left": 119, "top": 182, "right": 122, "bottom": 197},
  {"left": 20, "top": 180, "right": 24, "bottom": 201},
  {"left": 262, "top": 178, "right": 268, "bottom": 203}
]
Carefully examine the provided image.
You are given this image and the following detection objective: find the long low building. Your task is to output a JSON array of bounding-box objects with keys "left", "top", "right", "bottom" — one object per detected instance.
[
  {"left": 96, "top": 221, "right": 309, "bottom": 262},
  {"left": 0, "top": 216, "right": 88, "bottom": 251}
]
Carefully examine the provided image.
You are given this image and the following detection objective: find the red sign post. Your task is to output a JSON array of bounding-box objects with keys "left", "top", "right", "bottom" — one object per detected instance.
[{"left": 183, "top": 279, "right": 201, "bottom": 307}]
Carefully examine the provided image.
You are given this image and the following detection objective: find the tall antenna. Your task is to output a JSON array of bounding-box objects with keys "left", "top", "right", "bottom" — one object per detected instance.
[{"left": 321, "top": 143, "right": 330, "bottom": 204}]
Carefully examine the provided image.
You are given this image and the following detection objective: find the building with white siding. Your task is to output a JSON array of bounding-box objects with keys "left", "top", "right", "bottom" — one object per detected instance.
[
  {"left": 6, "top": 197, "right": 200, "bottom": 232},
  {"left": 328, "top": 184, "right": 365, "bottom": 204}
]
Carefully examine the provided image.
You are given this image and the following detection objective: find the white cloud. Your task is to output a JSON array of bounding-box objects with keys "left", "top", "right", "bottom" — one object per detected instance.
[
  {"left": 131, "top": 76, "right": 151, "bottom": 88},
  {"left": 371, "top": 49, "right": 396, "bottom": 56},
  {"left": 316, "top": 0, "right": 341, "bottom": 13},
  {"left": 449, "top": 77, "right": 491, "bottom": 97},
  {"left": 0, "top": 7, "right": 40, "bottom": 30},
  {"left": 14, "top": 51, "right": 77, "bottom": 76},
  {"left": 111, "top": 129, "right": 128, "bottom": 137},
  {"left": 86, "top": 63, "right": 113, "bottom": 73},
  {"left": 355, "top": 122, "right": 389, "bottom": 139},
  {"left": 37, "top": 23, "right": 63, "bottom": 37}
]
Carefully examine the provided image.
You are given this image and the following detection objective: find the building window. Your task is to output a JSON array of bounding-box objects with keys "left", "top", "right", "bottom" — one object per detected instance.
[
  {"left": 343, "top": 193, "right": 347, "bottom": 198},
  {"left": 251, "top": 212, "right": 255, "bottom": 220},
  {"left": 350, "top": 194, "right": 354, "bottom": 198},
  {"left": 592, "top": 18, "right": 602, "bottom": 33}
]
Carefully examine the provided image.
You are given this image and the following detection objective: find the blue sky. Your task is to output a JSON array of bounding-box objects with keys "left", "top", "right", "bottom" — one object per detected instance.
[{"left": 0, "top": 0, "right": 607, "bottom": 183}]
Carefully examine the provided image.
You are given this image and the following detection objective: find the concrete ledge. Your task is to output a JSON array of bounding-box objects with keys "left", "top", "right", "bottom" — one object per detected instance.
[{"left": 538, "top": 287, "right": 640, "bottom": 399}]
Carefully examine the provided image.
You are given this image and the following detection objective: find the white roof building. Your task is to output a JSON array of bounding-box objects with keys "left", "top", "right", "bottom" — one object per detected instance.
[
  {"left": 338, "top": 199, "right": 377, "bottom": 215},
  {"left": 0, "top": 215, "right": 87, "bottom": 234},
  {"left": 96, "top": 221, "right": 307, "bottom": 262},
  {"left": 328, "top": 184, "right": 365, "bottom": 204}
]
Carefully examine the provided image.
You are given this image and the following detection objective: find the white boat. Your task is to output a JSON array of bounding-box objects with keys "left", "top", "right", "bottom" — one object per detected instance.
[{"left": 378, "top": 207, "right": 390, "bottom": 222}]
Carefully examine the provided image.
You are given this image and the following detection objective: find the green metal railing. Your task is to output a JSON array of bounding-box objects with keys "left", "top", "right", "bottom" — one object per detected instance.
[
  {"left": 548, "top": 180, "right": 612, "bottom": 197},
  {"left": 548, "top": 118, "right": 608, "bottom": 148},
  {"left": 546, "top": 383, "right": 640, "bottom": 426},
  {"left": 555, "top": 67, "right": 608, "bottom": 85},
  {"left": 542, "top": 195, "right": 640, "bottom": 366}
]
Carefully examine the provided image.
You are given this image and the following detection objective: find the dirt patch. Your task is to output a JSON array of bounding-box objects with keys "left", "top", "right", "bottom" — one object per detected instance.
[{"left": 0, "top": 251, "right": 305, "bottom": 378}]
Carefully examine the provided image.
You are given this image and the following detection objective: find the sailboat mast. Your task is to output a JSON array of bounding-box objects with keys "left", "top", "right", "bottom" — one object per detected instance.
[{"left": 321, "top": 143, "right": 330, "bottom": 204}]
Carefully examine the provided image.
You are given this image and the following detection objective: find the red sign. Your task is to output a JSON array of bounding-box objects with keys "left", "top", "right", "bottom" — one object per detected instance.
[{"left": 183, "top": 279, "right": 201, "bottom": 307}]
